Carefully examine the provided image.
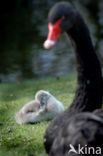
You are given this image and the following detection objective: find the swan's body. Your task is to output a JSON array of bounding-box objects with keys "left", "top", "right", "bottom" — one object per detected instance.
[
  {"left": 50, "top": 110, "right": 103, "bottom": 156},
  {"left": 43, "top": 2, "right": 103, "bottom": 154},
  {"left": 15, "top": 90, "right": 64, "bottom": 124}
]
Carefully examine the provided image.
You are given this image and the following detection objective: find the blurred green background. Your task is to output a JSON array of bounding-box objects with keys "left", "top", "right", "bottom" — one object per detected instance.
[{"left": 0, "top": 0, "right": 103, "bottom": 83}]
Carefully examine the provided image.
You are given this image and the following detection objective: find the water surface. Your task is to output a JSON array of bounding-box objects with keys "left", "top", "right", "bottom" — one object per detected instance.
[{"left": 0, "top": 0, "right": 103, "bottom": 82}]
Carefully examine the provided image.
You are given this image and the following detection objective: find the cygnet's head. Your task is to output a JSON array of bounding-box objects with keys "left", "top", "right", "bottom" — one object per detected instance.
[{"left": 35, "top": 90, "right": 51, "bottom": 107}]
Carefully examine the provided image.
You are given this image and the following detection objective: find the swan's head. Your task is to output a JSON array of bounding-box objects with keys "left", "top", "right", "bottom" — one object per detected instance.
[
  {"left": 43, "top": 2, "right": 77, "bottom": 49},
  {"left": 35, "top": 90, "right": 51, "bottom": 107}
]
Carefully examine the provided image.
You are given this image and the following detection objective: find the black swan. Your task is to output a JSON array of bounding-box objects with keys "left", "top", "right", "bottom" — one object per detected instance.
[
  {"left": 15, "top": 90, "right": 64, "bottom": 124},
  {"left": 43, "top": 1, "right": 103, "bottom": 154},
  {"left": 49, "top": 109, "right": 103, "bottom": 156}
]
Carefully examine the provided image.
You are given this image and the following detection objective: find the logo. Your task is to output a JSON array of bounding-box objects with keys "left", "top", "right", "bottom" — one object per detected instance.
[
  {"left": 68, "top": 144, "right": 101, "bottom": 155},
  {"left": 68, "top": 144, "right": 77, "bottom": 154}
]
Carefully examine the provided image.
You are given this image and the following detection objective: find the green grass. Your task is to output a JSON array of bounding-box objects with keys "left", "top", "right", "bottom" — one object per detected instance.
[{"left": 0, "top": 74, "right": 77, "bottom": 156}]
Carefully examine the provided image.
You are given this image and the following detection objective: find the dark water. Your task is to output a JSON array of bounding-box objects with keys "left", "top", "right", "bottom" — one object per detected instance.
[{"left": 0, "top": 0, "right": 103, "bottom": 83}]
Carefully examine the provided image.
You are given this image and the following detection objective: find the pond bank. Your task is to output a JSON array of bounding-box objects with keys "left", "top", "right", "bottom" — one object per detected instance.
[{"left": 0, "top": 74, "right": 76, "bottom": 156}]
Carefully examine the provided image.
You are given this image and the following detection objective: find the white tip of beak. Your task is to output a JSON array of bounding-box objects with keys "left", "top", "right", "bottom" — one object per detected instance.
[{"left": 43, "top": 40, "right": 56, "bottom": 49}]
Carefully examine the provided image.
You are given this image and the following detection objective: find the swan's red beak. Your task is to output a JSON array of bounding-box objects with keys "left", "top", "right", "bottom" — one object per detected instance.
[{"left": 43, "top": 19, "right": 62, "bottom": 49}]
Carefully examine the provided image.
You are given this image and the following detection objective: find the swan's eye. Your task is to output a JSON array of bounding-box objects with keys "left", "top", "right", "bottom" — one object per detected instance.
[
  {"left": 62, "top": 16, "right": 65, "bottom": 20},
  {"left": 59, "top": 16, "right": 65, "bottom": 22}
]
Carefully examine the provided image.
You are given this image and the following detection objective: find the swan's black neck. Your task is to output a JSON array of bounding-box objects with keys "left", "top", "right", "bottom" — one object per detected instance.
[{"left": 67, "top": 15, "right": 102, "bottom": 112}]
